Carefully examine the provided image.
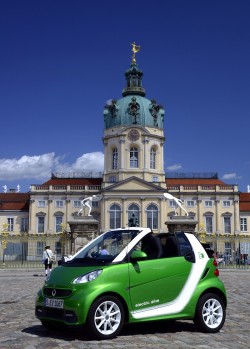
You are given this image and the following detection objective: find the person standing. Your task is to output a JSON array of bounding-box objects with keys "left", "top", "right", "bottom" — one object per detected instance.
[{"left": 43, "top": 245, "right": 54, "bottom": 277}]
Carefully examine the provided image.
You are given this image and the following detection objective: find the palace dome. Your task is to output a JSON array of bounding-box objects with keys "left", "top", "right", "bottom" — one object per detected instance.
[{"left": 104, "top": 62, "right": 165, "bottom": 130}]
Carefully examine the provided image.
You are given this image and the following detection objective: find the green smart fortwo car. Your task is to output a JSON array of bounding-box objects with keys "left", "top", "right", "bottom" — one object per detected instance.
[{"left": 35, "top": 228, "right": 227, "bottom": 339}]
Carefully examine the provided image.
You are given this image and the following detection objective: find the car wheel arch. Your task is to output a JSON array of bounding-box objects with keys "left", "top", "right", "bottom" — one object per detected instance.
[
  {"left": 198, "top": 287, "right": 227, "bottom": 308},
  {"left": 89, "top": 291, "right": 130, "bottom": 323}
]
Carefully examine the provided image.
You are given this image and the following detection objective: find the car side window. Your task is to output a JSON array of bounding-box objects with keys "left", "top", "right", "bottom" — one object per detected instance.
[
  {"left": 132, "top": 234, "right": 164, "bottom": 260},
  {"left": 175, "top": 232, "right": 193, "bottom": 256},
  {"left": 141, "top": 234, "right": 164, "bottom": 259}
]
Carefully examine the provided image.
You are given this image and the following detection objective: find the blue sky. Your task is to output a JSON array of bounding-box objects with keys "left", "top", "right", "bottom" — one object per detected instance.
[{"left": 0, "top": 0, "right": 250, "bottom": 192}]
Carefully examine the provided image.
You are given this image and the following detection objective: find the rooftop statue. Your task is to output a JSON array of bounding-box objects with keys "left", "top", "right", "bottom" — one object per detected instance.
[
  {"left": 131, "top": 42, "right": 140, "bottom": 63},
  {"left": 78, "top": 195, "right": 103, "bottom": 217},
  {"left": 164, "top": 192, "right": 189, "bottom": 216}
]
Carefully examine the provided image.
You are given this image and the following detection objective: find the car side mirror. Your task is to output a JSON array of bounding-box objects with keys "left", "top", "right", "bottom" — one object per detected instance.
[{"left": 130, "top": 250, "right": 147, "bottom": 261}]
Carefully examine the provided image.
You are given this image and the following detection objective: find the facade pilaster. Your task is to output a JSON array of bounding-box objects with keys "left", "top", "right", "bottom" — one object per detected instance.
[
  {"left": 29, "top": 199, "right": 35, "bottom": 234},
  {"left": 215, "top": 197, "right": 220, "bottom": 233},
  {"left": 197, "top": 197, "right": 202, "bottom": 225},
  {"left": 140, "top": 196, "right": 146, "bottom": 227},
  {"left": 121, "top": 197, "right": 127, "bottom": 227},
  {"left": 65, "top": 198, "right": 71, "bottom": 228},
  {"left": 234, "top": 197, "right": 240, "bottom": 233},
  {"left": 47, "top": 198, "right": 53, "bottom": 233},
  {"left": 119, "top": 136, "right": 126, "bottom": 170}
]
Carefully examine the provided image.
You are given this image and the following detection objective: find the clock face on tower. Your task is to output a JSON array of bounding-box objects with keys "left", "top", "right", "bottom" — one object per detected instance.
[{"left": 128, "top": 129, "right": 140, "bottom": 142}]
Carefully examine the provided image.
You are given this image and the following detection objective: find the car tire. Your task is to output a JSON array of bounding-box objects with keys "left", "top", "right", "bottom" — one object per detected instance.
[
  {"left": 87, "top": 295, "right": 125, "bottom": 340},
  {"left": 194, "top": 293, "right": 226, "bottom": 333}
]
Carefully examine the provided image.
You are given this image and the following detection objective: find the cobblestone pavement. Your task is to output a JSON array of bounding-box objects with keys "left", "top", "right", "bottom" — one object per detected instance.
[{"left": 0, "top": 268, "right": 249, "bottom": 349}]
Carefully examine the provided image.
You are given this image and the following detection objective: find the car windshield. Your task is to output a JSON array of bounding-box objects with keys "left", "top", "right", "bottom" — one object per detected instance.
[{"left": 69, "top": 229, "right": 140, "bottom": 264}]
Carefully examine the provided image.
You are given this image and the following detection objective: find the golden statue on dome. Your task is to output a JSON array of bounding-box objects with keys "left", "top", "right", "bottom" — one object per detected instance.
[{"left": 131, "top": 42, "right": 140, "bottom": 63}]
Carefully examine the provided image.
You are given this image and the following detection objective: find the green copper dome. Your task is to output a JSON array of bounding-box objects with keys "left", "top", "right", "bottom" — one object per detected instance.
[{"left": 104, "top": 62, "right": 165, "bottom": 130}]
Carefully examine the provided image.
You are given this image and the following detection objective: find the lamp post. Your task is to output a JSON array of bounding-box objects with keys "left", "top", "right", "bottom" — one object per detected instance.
[
  {"left": 20, "top": 232, "right": 28, "bottom": 264},
  {"left": 1, "top": 223, "right": 9, "bottom": 267}
]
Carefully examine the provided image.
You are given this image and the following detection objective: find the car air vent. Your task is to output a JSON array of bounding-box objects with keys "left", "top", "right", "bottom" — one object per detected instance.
[
  {"left": 201, "top": 268, "right": 209, "bottom": 279},
  {"left": 43, "top": 288, "right": 73, "bottom": 297}
]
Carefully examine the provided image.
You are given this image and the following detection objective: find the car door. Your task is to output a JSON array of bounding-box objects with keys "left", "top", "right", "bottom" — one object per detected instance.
[
  {"left": 129, "top": 256, "right": 192, "bottom": 306},
  {"left": 128, "top": 233, "right": 193, "bottom": 320}
]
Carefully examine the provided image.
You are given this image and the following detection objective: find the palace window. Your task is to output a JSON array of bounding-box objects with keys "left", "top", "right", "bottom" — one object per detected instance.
[
  {"left": 130, "top": 146, "right": 138, "bottom": 168},
  {"left": 55, "top": 241, "right": 62, "bottom": 255},
  {"left": 92, "top": 201, "right": 99, "bottom": 208},
  {"left": 204, "top": 200, "right": 213, "bottom": 208},
  {"left": 109, "top": 204, "right": 121, "bottom": 229},
  {"left": 169, "top": 200, "right": 176, "bottom": 208},
  {"left": 146, "top": 204, "right": 158, "bottom": 230},
  {"left": 240, "top": 218, "right": 247, "bottom": 232},
  {"left": 7, "top": 218, "right": 14, "bottom": 232},
  {"left": 112, "top": 148, "right": 118, "bottom": 169},
  {"left": 55, "top": 216, "right": 63, "bottom": 233},
  {"left": 109, "top": 175, "right": 116, "bottom": 183},
  {"left": 222, "top": 200, "right": 231, "bottom": 207},
  {"left": 224, "top": 242, "right": 232, "bottom": 257},
  {"left": 37, "top": 242, "right": 45, "bottom": 257},
  {"left": 37, "top": 216, "right": 45, "bottom": 233},
  {"left": 205, "top": 216, "right": 213, "bottom": 233},
  {"left": 73, "top": 200, "right": 81, "bottom": 208},
  {"left": 150, "top": 147, "right": 156, "bottom": 169},
  {"left": 37, "top": 200, "right": 46, "bottom": 208},
  {"left": 55, "top": 200, "right": 64, "bottom": 208},
  {"left": 21, "top": 217, "right": 29, "bottom": 232},
  {"left": 223, "top": 216, "right": 231, "bottom": 234}
]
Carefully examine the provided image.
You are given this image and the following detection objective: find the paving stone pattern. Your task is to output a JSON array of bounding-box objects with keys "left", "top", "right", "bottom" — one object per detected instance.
[{"left": 0, "top": 269, "right": 249, "bottom": 349}]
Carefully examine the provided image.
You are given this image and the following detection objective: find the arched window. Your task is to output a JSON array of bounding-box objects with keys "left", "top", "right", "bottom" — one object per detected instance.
[
  {"left": 130, "top": 146, "right": 138, "bottom": 168},
  {"left": 146, "top": 204, "right": 159, "bottom": 230},
  {"left": 112, "top": 148, "right": 118, "bottom": 169},
  {"left": 150, "top": 147, "right": 156, "bottom": 169},
  {"left": 128, "top": 203, "right": 140, "bottom": 226},
  {"left": 109, "top": 204, "right": 121, "bottom": 229}
]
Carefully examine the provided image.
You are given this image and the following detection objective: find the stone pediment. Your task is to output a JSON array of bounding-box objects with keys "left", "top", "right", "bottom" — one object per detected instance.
[{"left": 103, "top": 176, "right": 166, "bottom": 193}]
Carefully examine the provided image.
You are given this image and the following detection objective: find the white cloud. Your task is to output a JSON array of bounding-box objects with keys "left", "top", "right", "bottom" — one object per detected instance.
[
  {"left": 222, "top": 173, "right": 240, "bottom": 180},
  {"left": 0, "top": 152, "right": 104, "bottom": 181},
  {"left": 72, "top": 152, "right": 104, "bottom": 171},
  {"left": 166, "top": 164, "right": 182, "bottom": 171}
]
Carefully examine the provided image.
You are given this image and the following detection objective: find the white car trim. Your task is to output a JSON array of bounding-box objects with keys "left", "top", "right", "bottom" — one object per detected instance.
[
  {"left": 112, "top": 228, "right": 151, "bottom": 263},
  {"left": 131, "top": 233, "right": 209, "bottom": 319}
]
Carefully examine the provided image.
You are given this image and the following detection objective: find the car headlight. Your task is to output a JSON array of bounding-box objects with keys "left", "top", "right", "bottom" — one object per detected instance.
[
  {"left": 45, "top": 273, "right": 51, "bottom": 282},
  {"left": 73, "top": 269, "right": 103, "bottom": 284}
]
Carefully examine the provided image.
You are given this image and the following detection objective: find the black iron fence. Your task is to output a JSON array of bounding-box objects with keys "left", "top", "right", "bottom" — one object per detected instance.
[{"left": 0, "top": 236, "right": 71, "bottom": 268}]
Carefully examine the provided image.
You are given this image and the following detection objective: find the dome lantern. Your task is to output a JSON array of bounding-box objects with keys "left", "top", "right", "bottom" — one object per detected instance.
[{"left": 122, "top": 42, "right": 146, "bottom": 97}]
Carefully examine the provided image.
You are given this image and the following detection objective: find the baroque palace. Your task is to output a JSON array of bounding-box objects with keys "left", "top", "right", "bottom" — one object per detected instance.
[{"left": 1, "top": 45, "right": 250, "bottom": 264}]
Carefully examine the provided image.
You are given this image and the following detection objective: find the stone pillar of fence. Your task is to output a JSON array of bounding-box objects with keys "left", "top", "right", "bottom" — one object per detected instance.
[
  {"left": 68, "top": 216, "right": 99, "bottom": 255},
  {"left": 165, "top": 216, "right": 198, "bottom": 234}
]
